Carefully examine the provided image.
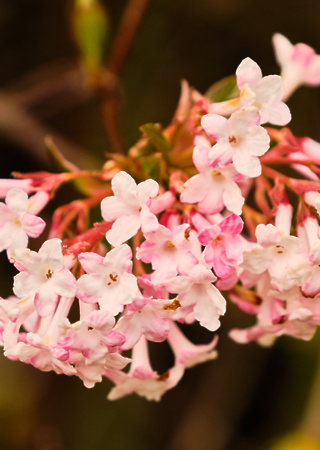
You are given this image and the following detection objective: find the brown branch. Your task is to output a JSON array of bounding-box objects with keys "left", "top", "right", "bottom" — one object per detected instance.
[
  {"left": 108, "top": 0, "right": 150, "bottom": 75},
  {"left": 96, "top": 0, "right": 151, "bottom": 154}
]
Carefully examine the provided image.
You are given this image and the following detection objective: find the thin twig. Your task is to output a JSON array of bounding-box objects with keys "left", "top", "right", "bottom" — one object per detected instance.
[
  {"left": 108, "top": 0, "right": 150, "bottom": 75},
  {"left": 97, "top": 0, "right": 151, "bottom": 154}
]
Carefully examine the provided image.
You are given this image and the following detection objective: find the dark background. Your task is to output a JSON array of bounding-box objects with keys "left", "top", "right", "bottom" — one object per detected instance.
[{"left": 0, "top": 1, "right": 320, "bottom": 449}]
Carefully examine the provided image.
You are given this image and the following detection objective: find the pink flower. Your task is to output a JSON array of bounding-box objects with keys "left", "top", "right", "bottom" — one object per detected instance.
[
  {"left": 77, "top": 244, "right": 138, "bottom": 315},
  {"left": 13, "top": 239, "right": 77, "bottom": 317},
  {"left": 0, "top": 189, "right": 46, "bottom": 254},
  {"left": 165, "top": 263, "right": 226, "bottom": 331},
  {"left": 5, "top": 332, "right": 76, "bottom": 376},
  {"left": 180, "top": 143, "right": 245, "bottom": 215},
  {"left": 272, "top": 33, "right": 320, "bottom": 99},
  {"left": 208, "top": 57, "right": 291, "bottom": 126},
  {"left": 58, "top": 310, "right": 125, "bottom": 359},
  {"left": 230, "top": 278, "right": 320, "bottom": 345},
  {"left": 105, "top": 337, "right": 184, "bottom": 401},
  {"left": 236, "top": 57, "right": 291, "bottom": 125},
  {"left": 57, "top": 310, "right": 127, "bottom": 388},
  {"left": 198, "top": 214, "right": 244, "bottom": 279},
  {"left": 114, "top": 295, "right": 176, "bottom": 350},
  {"left": 101, "top": 171, "right": 159, "bottom": 246},
  {"left": 242, "top": 223, "right": 310, "bottom": 292},
  {"left": 167, "top": 322, "right": 219, "bottom": 368},
  {"left": 136, "top": 224, "right": 198, "bottom": 283},
  {"left": 202, "top": 107, "right": 270, "bottom": 177}
]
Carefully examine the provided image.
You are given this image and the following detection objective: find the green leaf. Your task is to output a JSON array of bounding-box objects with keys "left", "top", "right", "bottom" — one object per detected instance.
[
  {"left": 205, "top": 75, "right": 239, "bottom": 102},
  {"left": 140, "top": 123, "right": 170, "bottom": 161},
  {"left": 140, "top": 156, "right": 160, "bottom": 180}
]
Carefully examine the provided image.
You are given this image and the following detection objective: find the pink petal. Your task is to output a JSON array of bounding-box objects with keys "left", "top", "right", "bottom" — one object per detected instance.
[
  {"left": 236, "top": 57, "right": 262, "bottom": 89},
  {"left": 106, "top": 214, "right": 141, "bottom": 246},
  {"left": 137, "top": 179, "right": 159, "bottom": 204},
  {"left": 111, "top": 171, "right": 138, "bottom": 202},
  {"left": 21, "top": 213, "right": 46, "bottom": 238},
  {"left": 201, "top": 113, "right": 228, "bottom": 140},
  {"left": 5, "top": 189, "right": 29, "bottom": 215},
  {"left": 140, "top": 206, "right": 159, "bottom": 235}
]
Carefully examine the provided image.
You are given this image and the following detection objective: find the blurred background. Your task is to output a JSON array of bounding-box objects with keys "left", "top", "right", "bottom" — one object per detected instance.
[{"left": 1, "top": 1, "right": 320, "bottom": 449}]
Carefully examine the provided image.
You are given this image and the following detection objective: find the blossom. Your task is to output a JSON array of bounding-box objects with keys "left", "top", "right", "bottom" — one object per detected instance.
[
  {"left": 180, "top": 142, "right": 245, "bottom": 215},
  {"left": 136, "top": 223, "right": 198, "bottom": 283},
  {"left": 272, "top": 33, "right": 320, "bottom": 99},
  {"left": 77, "top": 244, "right": 138, "bottom": 315},
  {"left": 230, "top": 277, "right": 320, "bottom": 345},
  {"left": 5, "top": 332, "right": 77, "bottom": 375},
  {"left": 167, "top": 322, "right": 219, "bottom": 368},
  {"left": 114, "top": 295, "right": 177, "bottom": 350},
  {"left": 13, "top": 239, "right": 77, "bottom": 317},
  {"left": 57, "top": 310, "right": 128, "bottom": 388},
  {"left": 202, "top": 107, "right": 270, "bottom": 177},
  {"left": 165, "top": 263, "right": 226, "bottom": 331},
  {"left": 235, "top": 57, "right": 291, "bottom": 125},
  {"left": 241, "top": 223, "right": 310, "bottom": 291},
  {"left": 0, "top": 189, "right": 46, "bottom": 255},
  {"left": 106, "top": 337, "right": 184, "bottom": 401},
  {"left": 101, "top": 171, "right": 159, "bottom": 246},
  {"left": 198, "top": 214, "right": 244, "bottom": 279}
]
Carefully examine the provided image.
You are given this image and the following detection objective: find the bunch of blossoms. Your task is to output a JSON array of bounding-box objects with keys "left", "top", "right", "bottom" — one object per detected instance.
[{"left": 1, "top": 33, "right": 320, "bottom": 401}]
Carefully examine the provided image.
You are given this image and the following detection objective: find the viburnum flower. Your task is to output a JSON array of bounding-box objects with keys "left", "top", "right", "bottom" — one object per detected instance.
[
  {"left": 2, "top": 33, "right": 320, "bottom": 402},
  {"left": 209, "top": 57, "right": 291, "bottom": 126},
  {"left": 0, "top": 189, "right": 46, "bottom": 255},
  {"left": 165, "top": 263, "right": 227, "bottom": 331},
  {"left": 229, "top": 278, "right": 320, "bottom": 345},
  {"left": 136, "top": 223, "right": 198, "bottom": 283},
  {"left": 13, "top": 239, "right": 77, "bottom": 317},
  {"left": 105, "top": 336, "right": 184, "bottom": 401},
  {"left": 167, "top": 322, "right": 219, "bottom": 368},
  {"left": 272, "top": 33, "right": 320, "bottom": 99},
  {"left": 57, "top": 310, "right": 128, "bottom": 388},
  {"left": 180, "top": 139, "right": 245, "bottom": 215},
  {"left": 101, "top": 171, "right": 159, "bottom": 246},
  {"left": 202, "top": 107, "right": 270, "bottom": 177},
  {"left": 198, "top": 213, "right": 244, "bottom": 279},
  {"left": 235, "top": 57, "right": 291, "bottom": 125},
  {"left": 114, "top": 295, "right": 178, "bottom": 350},
  {"left": 241, "top": 223, "right": 310, "bottom": 292},
  {"left": 5, "top": 331, "right": 77, "bottom": 376},
  {"left": 77, "top": 244, "right": 138, "bottom": 316}
]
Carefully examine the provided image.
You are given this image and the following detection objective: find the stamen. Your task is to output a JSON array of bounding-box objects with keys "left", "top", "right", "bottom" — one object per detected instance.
[{"left": 46, "top": 269, "right": 53, "bottom": 279}]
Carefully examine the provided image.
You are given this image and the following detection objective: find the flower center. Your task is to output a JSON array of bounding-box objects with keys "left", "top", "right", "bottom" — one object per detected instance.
[
  {"left": 107, "top": 272, "right": 118, "bottom": 286},
  {"left": 211, "top": 236, "right": 221, "bottom": 246},
  {"left": 228, "top": 135, "right": 238, "bottom": 145},
  {"left": 166, "top": 240, "right": 175, "bottom": 249},
  {"left": 46, "top": 269, "right": 54, "bottom": 279}
]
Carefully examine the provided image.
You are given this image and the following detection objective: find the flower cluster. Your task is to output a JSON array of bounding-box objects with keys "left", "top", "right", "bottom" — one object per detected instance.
[{"left": 1, "top": 33, "right": 320, "bottom": 401}]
